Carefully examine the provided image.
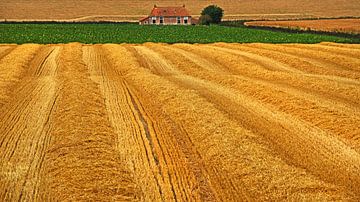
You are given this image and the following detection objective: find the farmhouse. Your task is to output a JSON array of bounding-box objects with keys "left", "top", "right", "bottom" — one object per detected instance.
[{"left": 139, "top": 5, "right": 195, "bottom": 25}]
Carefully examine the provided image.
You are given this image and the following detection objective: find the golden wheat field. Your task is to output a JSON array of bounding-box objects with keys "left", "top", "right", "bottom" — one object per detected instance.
[
  {"left": 245, "top": 19, "right": 360, "bottom": 34},
  {"left": 0, "top": 42, "right": 360, "bottom": 201},
  {"left": 1, "top": 0, "right": 360, "bottom": 21}
]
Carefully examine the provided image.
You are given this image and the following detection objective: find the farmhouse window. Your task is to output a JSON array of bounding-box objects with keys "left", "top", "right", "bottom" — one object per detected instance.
[
  {"left": 152, "top": 17, "right": 156, "bottom": 24},
  {"left": 184, "top": 17, "right": 188, "bottom": 24},
  {"left": 160, "top": 16, "right": 164, "bottom": 24},
  {"left": 177, "top": 17, "right": 181, "bottom": 24}
]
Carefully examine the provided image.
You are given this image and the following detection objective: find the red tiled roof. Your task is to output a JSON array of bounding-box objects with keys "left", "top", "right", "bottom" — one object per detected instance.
[
  {"left": 150, "top": 6, "right": 190, "bottom": 17},
  {"left": 139, "top": 16, "right": 149, "bottom": 22}
]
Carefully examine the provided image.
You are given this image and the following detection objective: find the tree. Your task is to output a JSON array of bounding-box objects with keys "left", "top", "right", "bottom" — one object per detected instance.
[
  {"left": 201, "top": 5, "right": 224, "bottom": 24},
  {"left": 199, "top": 14, "right": 212, "bottom": 25}
]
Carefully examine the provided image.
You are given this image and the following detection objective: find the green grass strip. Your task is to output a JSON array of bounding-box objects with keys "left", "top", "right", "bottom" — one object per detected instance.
[{"left": 0, "top": 23, "right": 359, "bottom": 44}]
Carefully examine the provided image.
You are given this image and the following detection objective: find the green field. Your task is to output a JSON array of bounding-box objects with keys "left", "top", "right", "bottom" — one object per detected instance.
[{"left": 0, "top": 23, "right": 359, "bottom": 44}]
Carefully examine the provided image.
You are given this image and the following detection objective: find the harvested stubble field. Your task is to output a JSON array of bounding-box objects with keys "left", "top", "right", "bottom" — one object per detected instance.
[
  {"left": 1, "top": 0, "right": 360, "bottom": 21},
  {"left": 245, "top": 18, "right": 360, "bottom": 34},
  {"left": 0, "top": 42, "right": 360, "bottom": 201}
]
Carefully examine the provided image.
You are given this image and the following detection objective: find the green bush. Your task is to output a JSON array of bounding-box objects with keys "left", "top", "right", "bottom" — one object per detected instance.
[
  {"left": 199, "top": 15, "right": 212, "bottom": 25},
  {"left": 201, "top": 5, "right": 224, "bottom": 24}
]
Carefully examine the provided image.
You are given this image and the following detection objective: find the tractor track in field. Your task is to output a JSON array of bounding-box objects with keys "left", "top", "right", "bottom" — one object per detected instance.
[
  {"left": 1, "top": 42, "right": 360, "bottom": 201},
  {"left": 0, "top": 44, "right": 59, "bottom": 200},
  {"left": 129, "top": 44, "right": 360, "bottom": 195},
  {"left": 83, "top": 45, "right": 218, "bottom": 201}
]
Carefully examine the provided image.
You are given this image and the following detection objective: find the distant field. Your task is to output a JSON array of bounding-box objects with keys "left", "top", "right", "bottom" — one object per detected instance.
[
  {"left": 1, "top": 0, "right": 360, "bottom": 21},
  {"left": 0, "top": 23, "right": 359, "bottom": 44},
  {"left": 245, "top": 19, "right": 360, "bottom": 34}
]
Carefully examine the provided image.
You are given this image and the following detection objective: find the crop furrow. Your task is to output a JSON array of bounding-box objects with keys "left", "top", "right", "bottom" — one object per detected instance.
[
  {"left": 174, "top": 44, "right": 360, "bottom": 106},
  {"left": 278, "top": 44, "right": 360, "bottom": 72},
  {"left": 219, "top": 43, "right": 360, "bottom": 82},
  {"left": 2, "top": 43, "right": 360, "bottom": 201},
  {"left": 83, "top": 45, "right": 164, "bottom": 200},
  {"left": 34, "top": 48, "right": 54, "bottom": 76},
  {"left": 306, "top": 43, "right": 360, "bottom": 58},
  {"left": 321, "top": 43, "right": 360, "bottom": 50},
  {"left": 0, "top": 79, "right": 58, "bottom": 200},
  {"left": 36, "top": 43, "right": 139, "bottom": 201},
  {"left": 105, "top": 44, "right": 223, "bottom": 201},
  {"left": 105, "top": 44, "right": 360, "bottom": 200},
  {"left": 0, "top": 45, "right": 61, "bottom": 200},
  {"left": 0, "top": 45, "right": 41, "bottom": 107},
  {"left": 133, "top": 44, "right": 360, "bottom": 197},
  {"left": 207, "top": 44, "right": 303, "bottom": 73},
  {"left": 154, "top": 44, "right": 360, "bottom": 150},
  {"left": 246, "top": 43, "right": 360, "bottom": 75},
  {"left": 87, "top": 45, "right": 216, "bottom": 201}
]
